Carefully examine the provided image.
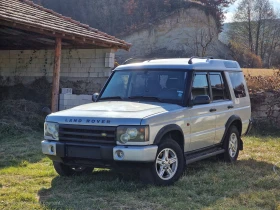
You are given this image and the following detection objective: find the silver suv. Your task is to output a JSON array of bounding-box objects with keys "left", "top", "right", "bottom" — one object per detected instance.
[{"left": 42, "top": 58, "right": 252, "bottom": 185}]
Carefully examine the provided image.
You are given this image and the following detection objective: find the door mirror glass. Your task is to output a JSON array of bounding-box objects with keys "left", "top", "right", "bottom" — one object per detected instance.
[
  {"left": 192, "top": 95, "right": 210, "bottom": 105},
  {"left": 92, "top": 93, "right": 99, "bottom": 102}
]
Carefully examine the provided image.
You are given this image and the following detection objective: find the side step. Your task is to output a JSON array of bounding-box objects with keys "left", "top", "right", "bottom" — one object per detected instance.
[{"left": 185, "top": 148, "right": 225, "bottom": 165}]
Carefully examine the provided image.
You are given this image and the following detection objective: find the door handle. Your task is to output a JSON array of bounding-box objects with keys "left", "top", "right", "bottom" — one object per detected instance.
[
  {"left": 209, "top": 108, "right": 217, "bottom": 112},
  {"left": 227, "top": 105, "right": 234, "bottom": 109}
]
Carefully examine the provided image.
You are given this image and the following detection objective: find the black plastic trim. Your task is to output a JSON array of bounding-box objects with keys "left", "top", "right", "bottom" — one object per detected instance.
[
  {"left": 185, "top": 149, "right": 225, "bottom": 164},
  {"left": 185, "top": 70, "right": 194, "bottom": 107},
  {"left": 96, "top": 71, "right": 116, "bottom": 102},
  {"left": 153, "top": 124, "right": 184, "bottom": 145},
  {"left": 52, "top": 142, "right": 114, "bottom": 160},
  {"left": 221, "top": 115, "right": 242, "bottom": 144},
  {"left": 184, "top": 143, "right": 222, "bottom": 156},
  {"left": 240, "top": 138, "right": 243, "bottom": 150},
  {"left": 59, "top": 124, "right": 116, "bottom": 144},
  {"left": 244, "top": 118, "right": 253, "bottom": 136}
]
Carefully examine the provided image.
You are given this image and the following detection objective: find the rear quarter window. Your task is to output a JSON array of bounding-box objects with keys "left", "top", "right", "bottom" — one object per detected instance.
[{"left": 228, "top": 72, "right": 246, "bottom": 98}]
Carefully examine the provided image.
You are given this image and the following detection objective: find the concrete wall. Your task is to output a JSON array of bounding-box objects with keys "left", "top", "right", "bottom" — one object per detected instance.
[
  {"left": 59, "top": 93, "right": 92, "bottom": 110},
  {"left": 0, "top": 48, "right": 115, "bottom": 94}
]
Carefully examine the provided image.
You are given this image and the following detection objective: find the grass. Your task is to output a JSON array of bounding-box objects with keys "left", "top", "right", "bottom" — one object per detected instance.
[{"left": 0, "top": 133, "right": 280, "bottom": 210}]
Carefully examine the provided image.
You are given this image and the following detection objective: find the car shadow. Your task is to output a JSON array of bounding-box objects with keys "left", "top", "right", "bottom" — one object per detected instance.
[{"left": 38, "top": 158, "right": 280, "bottom": 209}]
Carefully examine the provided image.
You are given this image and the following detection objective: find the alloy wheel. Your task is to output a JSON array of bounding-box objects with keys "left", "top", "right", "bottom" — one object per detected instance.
[{"left": 155, "top": 148, "right": 178, "bottom": 180}]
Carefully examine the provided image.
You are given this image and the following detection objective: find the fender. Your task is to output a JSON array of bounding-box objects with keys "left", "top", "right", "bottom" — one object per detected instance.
[
  {"left": 153, "top": 124, "right": 184, "bottom": 145},
  {"left": 221, "top": 115, "right": 243, "bottom": 150}
]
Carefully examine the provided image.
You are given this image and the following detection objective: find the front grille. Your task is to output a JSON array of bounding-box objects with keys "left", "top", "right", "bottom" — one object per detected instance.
[{"left": 59, "top": 124, "right": 116, "bottom": 144}]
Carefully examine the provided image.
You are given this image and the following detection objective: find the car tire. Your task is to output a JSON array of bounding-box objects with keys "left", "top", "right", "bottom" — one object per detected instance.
[
  {"left": 220, "top": 125, "right": 240, "bottom": 162},
  {"left": 53, "top": 161, "right": 94, "bottom": 176},
  {"left": 140, "top": 136, "right": 185, "bottom": 185}
]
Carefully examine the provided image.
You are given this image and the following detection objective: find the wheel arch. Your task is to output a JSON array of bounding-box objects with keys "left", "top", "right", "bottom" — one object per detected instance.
[
  {"left": 222, "top": 115, "right": 243, "bottom": 149},
  {"left": 153, "top": 124, "right": 185, "bottom": 152}
]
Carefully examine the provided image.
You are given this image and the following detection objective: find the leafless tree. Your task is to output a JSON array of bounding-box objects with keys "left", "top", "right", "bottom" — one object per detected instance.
[
  {"left": 185, "top": 16, "right": 216, "bottom": 57},
  {"left": 229, "top": 0, "right": 280, "bottom": 67}
]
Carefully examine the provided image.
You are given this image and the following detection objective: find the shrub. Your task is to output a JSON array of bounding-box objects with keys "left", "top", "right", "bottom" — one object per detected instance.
[{"left": 245, "top": 69, "right": 280, "bottom": 130}]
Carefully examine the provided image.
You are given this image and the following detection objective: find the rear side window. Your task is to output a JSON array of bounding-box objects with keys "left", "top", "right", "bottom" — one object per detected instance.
[
  {"left": 209, "top": 73, "right": 229, "bottom": 101},
  {"left": 192, "top": 73, "right": 210, "bottom": 98},
  {"left": 228, "top": 72, "right": 246, "bottom": 98}
]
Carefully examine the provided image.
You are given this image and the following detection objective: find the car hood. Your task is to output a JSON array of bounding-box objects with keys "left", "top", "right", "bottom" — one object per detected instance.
[{"left": 46, "top": 101, "right": 182, "bottom": 126}]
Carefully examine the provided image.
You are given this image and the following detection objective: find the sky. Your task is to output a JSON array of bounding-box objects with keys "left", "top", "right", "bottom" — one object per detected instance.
[{"left": 224, "top": 0, "right": 280, "bottom": 23}]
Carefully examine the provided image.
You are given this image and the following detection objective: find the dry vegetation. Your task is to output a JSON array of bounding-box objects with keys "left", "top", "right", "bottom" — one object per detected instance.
[
  {"left": 242, "top": 68, "right": 280, "bottom": 131},
  {"left": 243, "top": 68, "right": 280, "bottom": 92},
  {"left": 242, "top": 68, "right": 276, "bottom": 77},
  {"left": 0, "top": 100, "right": 45, "bottom": 136}
]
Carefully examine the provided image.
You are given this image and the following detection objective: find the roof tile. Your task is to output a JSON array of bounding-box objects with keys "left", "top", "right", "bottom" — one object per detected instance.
[{"left": 0, "top": 0, "right": 131, "bottom": 50}]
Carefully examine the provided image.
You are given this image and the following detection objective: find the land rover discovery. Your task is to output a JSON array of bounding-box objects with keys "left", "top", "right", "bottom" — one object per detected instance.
[{"left": 42, "top": 57, "right": 252, "bottom": 185}]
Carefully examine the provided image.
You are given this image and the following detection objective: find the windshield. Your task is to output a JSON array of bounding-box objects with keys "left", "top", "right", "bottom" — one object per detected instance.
[{"left": 100, "top": 70, "right": 189, "bottom": 104}]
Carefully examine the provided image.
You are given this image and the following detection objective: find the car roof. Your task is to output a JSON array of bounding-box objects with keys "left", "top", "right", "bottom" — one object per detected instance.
[{"left": 115, "top": 58, "right": 241, "bottom": 71}]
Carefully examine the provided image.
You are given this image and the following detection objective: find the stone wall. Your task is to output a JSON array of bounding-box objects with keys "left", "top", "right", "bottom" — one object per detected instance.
[
  {"left": 0, "top": 48, "right": 115, "bottom": 94},
  {"left": 251, "top": 92, "right": 280, "bottom": 128}
]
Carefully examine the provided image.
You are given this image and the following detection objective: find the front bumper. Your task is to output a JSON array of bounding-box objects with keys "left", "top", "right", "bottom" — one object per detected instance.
[{"left": 41, "top": 140, "right": 158, "bottom": 163}]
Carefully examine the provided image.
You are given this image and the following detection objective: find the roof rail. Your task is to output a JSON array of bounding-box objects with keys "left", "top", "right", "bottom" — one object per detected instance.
[
  {"left": 122, "top": 58, "right": 147, "bottom": 65},
  {"left": 188, "top": 56, "right": 214, "bottom": 64}
]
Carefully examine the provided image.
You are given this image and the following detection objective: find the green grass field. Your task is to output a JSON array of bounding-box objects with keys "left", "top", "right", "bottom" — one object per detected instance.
[{"left": 0, "top": 133, "right": 280, "bottom": 210}]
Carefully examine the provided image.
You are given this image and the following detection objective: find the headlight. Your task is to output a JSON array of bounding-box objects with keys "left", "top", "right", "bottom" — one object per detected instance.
[
  {"left": 117, "top": 126, "right": 149, "bottom": 144},
  {"left": 44, "top": 122, "right": 59, "bottom": 140}
]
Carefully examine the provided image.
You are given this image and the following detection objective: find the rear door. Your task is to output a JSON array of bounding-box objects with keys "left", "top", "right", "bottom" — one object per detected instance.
[
  {"left": 189, "top": 72, "right": 216, "bottom": 150},
  {"left": 209, "top": 72, "right": 234, "bottom": 144}
]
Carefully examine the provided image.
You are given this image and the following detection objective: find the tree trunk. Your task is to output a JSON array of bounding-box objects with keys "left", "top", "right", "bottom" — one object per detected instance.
[
  {"left": 247, "top": 5, "right": 253, "bottom": 52},
  {"left": 255, "top": 13, "right": 262, "bottom": 55}
]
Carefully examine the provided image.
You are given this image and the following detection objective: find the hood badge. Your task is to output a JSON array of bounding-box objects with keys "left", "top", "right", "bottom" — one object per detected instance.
[
  {"left": 101, "top": 133, "right": 107, "bottom": 137},
  {"left": 65, "top": 119, "right": 111, "bottom": 124}
]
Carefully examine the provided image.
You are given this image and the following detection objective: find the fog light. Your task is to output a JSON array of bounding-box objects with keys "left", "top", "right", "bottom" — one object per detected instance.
[{"left": 116, "top": 150, "right": 124, "bottom": 159}]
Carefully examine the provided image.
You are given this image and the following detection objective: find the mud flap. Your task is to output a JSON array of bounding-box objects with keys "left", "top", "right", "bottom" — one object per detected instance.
[{"left": 240, "top": 138, "right": 243, "bottom": 150}]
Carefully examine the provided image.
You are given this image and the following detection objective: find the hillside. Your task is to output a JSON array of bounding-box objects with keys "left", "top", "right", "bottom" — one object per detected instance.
[
  {"left": 32, "top": 0, "right": 229, "bottom": 61},
  {"left": 33, "top": 0, "right": 215, "bottom": 37},
  {"left": 117, "top": 7, "right": 230, "bottom": 62}
]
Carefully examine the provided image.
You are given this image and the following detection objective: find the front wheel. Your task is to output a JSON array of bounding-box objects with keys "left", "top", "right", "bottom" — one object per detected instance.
[
  {"left": 53, "top": 161, "right": 94, "bottom": 176},
  {"left": 140, "top": 137, "right": 185, "bottom": 185}
]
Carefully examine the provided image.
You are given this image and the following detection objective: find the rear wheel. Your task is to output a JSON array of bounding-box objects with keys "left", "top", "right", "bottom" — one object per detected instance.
[
  {"left": 53, "top": 161, "right": 94, "bottom": 176},
  {"left": 220, "top": 125, "right": 240, "bottom": 162},
  {"left": 140, "top": 136, "right": 185, "bottom": 185}
]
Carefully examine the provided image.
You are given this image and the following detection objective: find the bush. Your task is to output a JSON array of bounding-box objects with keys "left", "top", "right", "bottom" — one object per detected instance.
[
  {"left": 245, "top": 70, "right": 280, "bottom": 130},
  {"left": 229, "top": 41, "right": 263, "bottom": 68}
]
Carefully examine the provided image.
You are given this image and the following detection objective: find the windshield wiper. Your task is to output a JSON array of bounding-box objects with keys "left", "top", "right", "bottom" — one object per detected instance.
[
  {"left": 99, "top": 96, "right": 123, "bottom": 100},
  {"left": 128, "top": 96, "right": 162, "bottom": 102}
]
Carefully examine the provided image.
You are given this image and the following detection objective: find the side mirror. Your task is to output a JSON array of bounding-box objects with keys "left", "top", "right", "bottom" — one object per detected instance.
[
  {"left": 92, "top": 93, "right": 99, "bottom": 102},
  {"left": 192, "top": 95, "right": 210, "bottom": 105}
]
